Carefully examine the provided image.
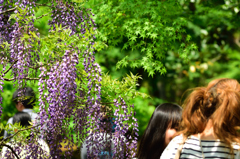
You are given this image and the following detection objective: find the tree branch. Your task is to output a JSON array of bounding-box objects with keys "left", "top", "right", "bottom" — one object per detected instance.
[
  {"left": 1, "top": 143, "right": 20, "bottom": 159},
  {"left": 100, "top": 102, "right": 115, "bottom": 105},
  {"left": 28, "top": 65, "right": 45, "bottom": 69},
  {"left": 0, "top": 7, "right": 16, "bottom": 15}
]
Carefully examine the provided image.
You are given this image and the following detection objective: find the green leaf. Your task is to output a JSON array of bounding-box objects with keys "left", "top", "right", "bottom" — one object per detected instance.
[
  {"left": 135, "top": 30, "right": 141, "bottom": 35},
  {"left": 186, "top": 35, "right": 191, "bottom": 42},
  {"left": 146, "top": 50, "right": 153, "bottom": 59},
  {"left": 150, "top": 33, "right": 158, "bottom": 39},
  {"left": 148, "top": 70, "right": 155, "bottom": 77},
  {"left": 130, "top": 61, "right": 139, "bottom": 68},
  {"left": 141, "top": 48, "right": 146, "bottom": 52},
  {"left": 180, "top": 43, "right": 185, "bottom": 48},
  {"left": 122, "top": 43, "right": 128, "bottom": 50},
  {"left": 143, "top": 25, "right": 150, "bottom": 31},
  {"left": 130, "top": 36, "right": 137, "bottom": 42}
]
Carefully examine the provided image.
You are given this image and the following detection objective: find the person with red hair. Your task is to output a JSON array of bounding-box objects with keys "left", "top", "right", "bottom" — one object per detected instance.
[{"left": 161, "top": 78, "right": 240, "bottom": 159}]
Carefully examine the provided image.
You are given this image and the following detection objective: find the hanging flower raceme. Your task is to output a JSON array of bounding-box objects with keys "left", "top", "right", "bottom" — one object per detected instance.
[
  {"left": 49, "top": 1, "right": 78, "bottom": 35},
  {"left": 128, "top": 104, "right": 139, "bottom": 158},
  {"left": 8, "top": 0, "right": 39, "bottom": 91},
  {"left": 0, "top": 76, "right": 3, "bottom": 119},
  {"left": 49, "top": 1, "right": 95, "bottom": 36},
  {"left": 0, "top": 1, "right": 14, "bottom": 45},
  {"left": 0, "top": 57, "right": 7, "bottom": 119},
  {"left": 113, "top": 98, "right": 139, "bottom": 158},
  {"left": 47, "top": 1, "right": 98, "bottom": 158},
  {"left": 84, "top": 62, "right": 102, "bottom": 158},
  {"left": 38, "top": 50, "right": 78, "bottom": 158}
]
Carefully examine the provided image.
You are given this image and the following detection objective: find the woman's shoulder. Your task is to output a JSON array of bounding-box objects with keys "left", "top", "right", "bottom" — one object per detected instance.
[
  {"left": 171, "top": 134, "right": 184, "bottom": 143},
  {"left": 160, "top": 135, "right": 182, "bottom": 159}
]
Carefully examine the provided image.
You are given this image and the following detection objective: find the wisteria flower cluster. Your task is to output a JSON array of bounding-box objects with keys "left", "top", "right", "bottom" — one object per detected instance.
[
  {"left": 0, "top": 76, "right": 3, "bottom": 119},
  {"left": 0, "top": 57, "right": 7, "bottom": 119},
  {"left": 49, "top": 1, "right": 96, "bottom": 36},
  {"left": 0, "top": 0, "right": 139, "bottom": 158},
  {"left": 0, "top": 1, "right": 14, "bottom": 44},
  {"left": 113, "top": 98, "right": 139, "bottom": 158},
  {"left": 6, "top": 0, "right": 39, "bottom": 94},
  {"left": 38, "top": 50, "right": 79, "bottom": 158}
]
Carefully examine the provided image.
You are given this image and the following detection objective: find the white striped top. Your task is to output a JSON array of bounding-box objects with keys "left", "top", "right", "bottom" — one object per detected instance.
[{"left": 160, "top": 135, "right": 240, "bottom": 159}]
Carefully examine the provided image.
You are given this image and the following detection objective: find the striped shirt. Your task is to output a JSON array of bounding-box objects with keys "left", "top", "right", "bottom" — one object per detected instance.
[{"left": 160, "top": 135, "right": 240, "bottom": 159}]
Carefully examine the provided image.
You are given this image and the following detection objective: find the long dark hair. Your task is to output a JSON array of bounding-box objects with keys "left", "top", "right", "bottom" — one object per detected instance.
[{"left": 137, "top": 103, "right": 182, "bottom": 159}]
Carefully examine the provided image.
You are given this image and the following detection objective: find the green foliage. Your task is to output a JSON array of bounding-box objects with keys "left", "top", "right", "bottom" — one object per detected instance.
[
  {"left": 101, "top": 72, "right": 149, "bottom": 104},
  {"left": 86, "top": 0, "right": 198, "bottom": 76},
  {"left": 1, "top": 83, "right": 16, "bottom": 126},
  {"left": 0, "top": 121, "right": 32, "bottom": 151}
]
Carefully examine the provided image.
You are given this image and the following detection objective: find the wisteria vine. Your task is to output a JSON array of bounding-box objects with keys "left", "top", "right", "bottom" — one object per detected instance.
[{"left": 0, "top": 0, "right": 139, "bottom": 158}]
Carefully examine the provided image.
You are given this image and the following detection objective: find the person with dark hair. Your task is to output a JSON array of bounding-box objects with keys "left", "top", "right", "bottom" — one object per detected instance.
[
  {"left": 12, "top": 111, "right": 32, "bottom": 127},
  {"left": 161, "top": 78, "right": 240, "bottom": 159},
  {"left": 4, "top": 87, "right": 39, "bottom": 138},
  {"left": 137, "top": 103, "right": 182, "bottom": 159},
  {"left": 1, "top": 112, "right": 50, "bottom": 158}
]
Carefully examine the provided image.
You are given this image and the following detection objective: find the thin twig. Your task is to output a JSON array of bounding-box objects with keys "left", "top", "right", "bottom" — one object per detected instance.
[
  {"left": 1, "top": 60, "right": 18, "bottom": 77},
  {"left": 1, "top": 144, "right": 20, "bottom": 159},
  {"left": 3, "top": 77, "right": 40, "bottom": 81},
  {"left": 0, "top": 7, "right": 16, "bottom": 15},
  {"left": 100, "top": 102, "right": 115, "bottom": 104},
  {"left": 76, "top": 95, "right": 86, "bottom": 100},
  {"left": 36, "top": 13, "right": 50, "bottom": 20},
  {"left": 2, "top": 124, "right": 41, "bottom": 143},
  {"left": 35, "top": 3, "right": 51, "bottom": 7},
  {"left": 28, "top": 64, "right": 47, "bottom": 69}
]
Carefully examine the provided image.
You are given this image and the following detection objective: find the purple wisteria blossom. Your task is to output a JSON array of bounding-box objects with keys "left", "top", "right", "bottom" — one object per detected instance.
[
  {"left": 0, "top": 1, "right": 14, "bottom": 44},
  {"left": 112, "top": 99, "right": 138, "bottom": 158},
  {"left": 0, "top": 1, "right": 139, "bottom": 158},
  {"left": 39, "top": 50, "right": 78, "bottom": 158},
  {"left": 0, "top": 57, "right": 7, "bottom": 119},
  {"left": 0, "top": 76, "right": 3, "bottom": 119}
]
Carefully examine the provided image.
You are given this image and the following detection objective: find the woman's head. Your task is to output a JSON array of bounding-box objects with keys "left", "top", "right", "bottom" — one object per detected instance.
[
  {"left": 137, "top": 103, "right": 182, "bottom": 159},
  {"left": 181, "top": 78, "right": 240, "bottom": 149}
]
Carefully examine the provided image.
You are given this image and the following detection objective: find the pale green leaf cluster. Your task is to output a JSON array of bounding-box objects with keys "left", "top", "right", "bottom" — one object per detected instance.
[
  {"left": 101, "top": 72, "right": 149, "bottom": 105},
  {"left": 87, "top": 0, "right": 197, "bottom": 76},
  {"left": 0, "top": 122, "right": 31, "bottom": 142}
]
